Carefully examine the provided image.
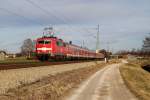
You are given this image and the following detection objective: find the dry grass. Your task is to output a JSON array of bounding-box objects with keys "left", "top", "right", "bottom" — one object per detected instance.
[
  {"left": 0, "top": 57, "right": 37, "bottom": 64},
  {"left": 120, "top": 62, "right": 150, "bottom": 100},
  {"left": 0, "top": 62, "right": 108, "bottom": 100},
  {"left": 109, "top": 58, "right": 121, "bottom": 63},
  {"left": 0, "top": 61, "right": 101, "bottom": 94},
  {"left": 127, "top": 59, "right": 150, "bottom": 67}
]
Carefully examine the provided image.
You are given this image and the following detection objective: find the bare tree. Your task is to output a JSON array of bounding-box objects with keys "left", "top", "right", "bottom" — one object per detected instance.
[
  {"left": 116, "top": 34, "right": 150, "bottom": 56},
  {"left": 142, "top": 35, "right": 150, "bottom": 52},
  {"left": 21, "top": 38, "right": 34, "bottom": 58}
]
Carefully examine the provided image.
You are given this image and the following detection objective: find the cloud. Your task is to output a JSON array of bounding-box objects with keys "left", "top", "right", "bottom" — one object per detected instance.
[{"left": 0, "top": 0, "right": 150, "bottom": 53}]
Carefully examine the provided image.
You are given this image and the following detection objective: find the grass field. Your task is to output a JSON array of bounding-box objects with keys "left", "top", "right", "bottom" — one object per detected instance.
[
  {"left": 120, "top": 60, "right": 150, "bottom": 100},
  {"left": 0, "top": 57, "right": 38, "bottom": 64},
  {"left": 0, "top": 61, "right": 109, "bottom": 100}
]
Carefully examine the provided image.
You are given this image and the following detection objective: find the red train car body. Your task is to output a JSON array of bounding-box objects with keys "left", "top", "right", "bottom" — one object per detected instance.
[{"left": 35, "top": 36, "right": 104, "bottom": 61}]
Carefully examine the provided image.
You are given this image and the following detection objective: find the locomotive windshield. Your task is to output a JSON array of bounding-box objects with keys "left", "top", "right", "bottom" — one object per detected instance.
[{"left": 38, "top": 40, "right": 51, "bottom": 44}]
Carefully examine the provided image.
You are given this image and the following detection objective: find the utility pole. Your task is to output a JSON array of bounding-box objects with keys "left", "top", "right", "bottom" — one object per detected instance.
[
  {"left": 107, "top": 42, "right": 110, "bottom": 52},
  {"left": 96, "top": 24, "right": 100, "bottom": 50}
]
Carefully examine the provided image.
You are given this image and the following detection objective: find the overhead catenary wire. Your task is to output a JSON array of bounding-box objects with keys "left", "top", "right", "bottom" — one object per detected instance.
[
  {"left": 0, "top": 0, "right": 97, "bottom": 48},
  {"left": 47, "top": 8, "right": 92, "bottom": 35},
  {"left": 25, "top": 0, "right": 69, "bottom": 25},
  {"left": 0, "top": 7, "right": 43, "bottom": 26},
  {"left": 24, "top": 0, "right": 98, "bottom": 49},
  {"left": 0, "top": 1, "right": 80, "bottom": 36},
  {"left": 0, "top": 6, "right": 46, "bottom": 41},
  {"left": 24, "top": 0, "right": 86, "bottom": 34}
]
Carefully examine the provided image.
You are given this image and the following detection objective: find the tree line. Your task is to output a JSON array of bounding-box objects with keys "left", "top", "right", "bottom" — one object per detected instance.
[
  {"left": 19, "top": 34, "right": 150, "bottom": 57},
  {"left": 116, "top": 35, "right": 150, "bottom": 56}
]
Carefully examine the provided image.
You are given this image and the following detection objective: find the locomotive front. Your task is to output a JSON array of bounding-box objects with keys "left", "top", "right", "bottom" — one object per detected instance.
[{"left": 35, "top": 37, "right": 53, "bottom": 61}]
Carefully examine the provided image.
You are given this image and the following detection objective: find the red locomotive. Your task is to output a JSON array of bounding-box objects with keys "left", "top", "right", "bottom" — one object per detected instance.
[{"left": 35, "top": 29, "right": 104, "bottom": 61}]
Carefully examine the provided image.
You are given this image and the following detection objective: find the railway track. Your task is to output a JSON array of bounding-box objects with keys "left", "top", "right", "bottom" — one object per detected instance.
[{"left": 0, "top": 60, "right": 93, "bottom": 70}]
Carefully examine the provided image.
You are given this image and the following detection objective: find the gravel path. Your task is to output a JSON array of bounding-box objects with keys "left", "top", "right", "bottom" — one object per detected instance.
[
  {"left": 0, "top": 61, "right": 100, "bottom": 94},
  {"left": 65, "top": 63, "right": 138, "bottom": 100}
]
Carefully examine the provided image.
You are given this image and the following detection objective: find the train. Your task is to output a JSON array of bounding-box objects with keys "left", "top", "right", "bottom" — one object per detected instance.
[{"left": 35, "top": 34, "right": 105, "bottom": 61}]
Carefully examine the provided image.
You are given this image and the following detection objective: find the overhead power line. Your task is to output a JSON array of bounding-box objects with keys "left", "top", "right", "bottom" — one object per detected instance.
[
  {"left": 0, "top": 7, "right": 45, "bottom": 38},
  {"left": 25, "top": 0, "right": 69, "bottom": 25},
  {"left": 24, "top": 0, "right": 86, "bottom": 34},
  {"left": 0, "top": 7, "right": 43, "bottom": 26}
]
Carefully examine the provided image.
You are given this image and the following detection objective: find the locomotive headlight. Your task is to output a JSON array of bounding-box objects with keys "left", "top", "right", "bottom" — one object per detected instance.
[{"left": 37, "top": 47, "right": 52, "bottom": 51}]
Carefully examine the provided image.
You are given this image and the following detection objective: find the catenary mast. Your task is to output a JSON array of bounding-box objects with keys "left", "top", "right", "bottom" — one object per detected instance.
[{"left": 96, "top": 24, "right": 100, "bottom": 53}]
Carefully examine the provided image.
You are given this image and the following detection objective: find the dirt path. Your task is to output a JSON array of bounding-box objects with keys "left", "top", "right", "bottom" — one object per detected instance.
[{"left": 65, "top": 63, "right": 138, "bottom": 100}]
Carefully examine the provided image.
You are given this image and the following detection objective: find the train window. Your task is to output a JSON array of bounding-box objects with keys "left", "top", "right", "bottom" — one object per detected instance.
[
  {"left": 45, "top": 40, "right": 51, "bottom": 44},
  {"left": 56, "top": 41, "right": 63, "bottom": 46},
  {"left": 38, "top": 40, "right": 44, "bottom": 44},
  {"left": 38, "top": 40, "right": 51, "bottom": 44}
]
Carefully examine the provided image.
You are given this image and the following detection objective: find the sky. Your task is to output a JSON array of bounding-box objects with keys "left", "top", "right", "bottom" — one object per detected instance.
[{"left": 0, "top": 0, "right": 150, "bottom": 53}]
